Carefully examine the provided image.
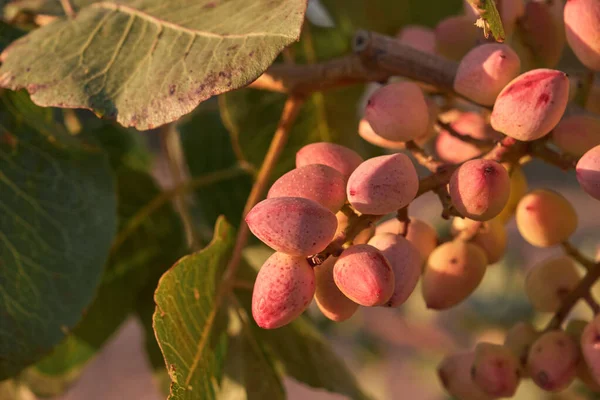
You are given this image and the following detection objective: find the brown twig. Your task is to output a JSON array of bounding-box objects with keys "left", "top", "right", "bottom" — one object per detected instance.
[
  {"left": 435, "top": 119, "right": 495, "bottom": 148},
  {"left": 530, "top": 141, "right": 577, "bottom": 170},
  {"left": 562, "top": 241, "right": 596, "bottom": 272},
  {"left": 483, "top": 136, "right": 523, "bottom": 163},
  {"left": 249, "top": 30, "right": 460, "bottom": 97},
  {"left": 309, "top": 213, "right": 381, "bottom": 266},
  {"left": 59, "top": 0, "right": 76, "bottom": 18},
  {"left": 340, "top": 203, "right": 356, "bottom": 218},
  {"left": 396, "top": 207, "right": 410, "bottom": 237},
  {"left": 353, "top": 31, "right": 459, "bottom": 93},
  {"left": 584, "top": 293, "right": 600, "bottom": 314},
  {"left": 222, "top": 95, "right": 306, "bottom": 283},
  {"left": 546, "top": 245, "right": 600, "bottom": 330},
  {"left": 416, "top": 164, "right": 459, "bottom": 196},
  {"left": 248, "top": 54, "right": 389, "bottom": 94},
  {"left": 545, "top": 262, "right": 600, "bottom": 330},
  {"left": 405, "top": 140, "right": 444, "bottom": 173},
  {"left": 232, "top": 280, "right": 255, "bottom": 291},
  {"left": 435, "top": 186, "right": 461, "bottom": 220}
]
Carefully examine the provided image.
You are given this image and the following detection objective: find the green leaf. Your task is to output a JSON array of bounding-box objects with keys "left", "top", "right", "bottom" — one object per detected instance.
[
  {"left": 0, "top": 91, "right": 117, "bottom": 380},
  {"left": 154, "top": 218, "right": 287, "bottom": 399},
  {"left": 18, "top": 124, "right": 181, "bottom": 395},
  {"left": 136, "top": 279, "right": 172, "bottom": 397},
  {"left": 0, "top": 0, "right": 308, "bottom": 130},
  {"left": 153, "top": 217, "right": 234, "bottom": 399},
  {"left": 23, "top": 165, "right": 184, "bottom": 395},
  {"left": 180, "top": 103, "right": 253, "bottom": 230},
  {"left": 466, "top": 0, "right": 506, "bottom": 42},
  {"left": 218, "top": 303, "right": 285, "bottom": 400}
]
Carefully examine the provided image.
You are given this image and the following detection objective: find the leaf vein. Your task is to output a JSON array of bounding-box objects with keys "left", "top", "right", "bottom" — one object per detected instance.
[{"left": 90, "top": 2, "right": 295, "bottom": 40}]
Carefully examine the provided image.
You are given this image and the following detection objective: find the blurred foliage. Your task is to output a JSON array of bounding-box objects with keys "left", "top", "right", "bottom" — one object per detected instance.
[{"left": 22, "top": 123, "right": 185, "bottom": 397}]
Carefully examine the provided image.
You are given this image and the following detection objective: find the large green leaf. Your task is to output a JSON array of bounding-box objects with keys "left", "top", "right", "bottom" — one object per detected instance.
[
  {"left": 136, "top": 280, "right": 171, "bottom": 396},
  {"left": 217, "top": 303, "right": 285, "bottom": 400},
  {"left": 180, "top": 103, "right": 253, "bottom": 230},
  {"left": 153, "top": 218, "right": 288, "bottom": 399},
  {"left": 0, "top": 0, "right": 307, "bottom": 130},
  {"left": 153, "top": 217, "right": 233, "bottom": 399},
  {"left": 0, "top": 91, "right": 117, "bottom": 379},
  {"left": 21, "top": 124, "right": 181, "bottom": 395},
  {"left": 24, "top": 165, "right": 184, "bottom": 396}
]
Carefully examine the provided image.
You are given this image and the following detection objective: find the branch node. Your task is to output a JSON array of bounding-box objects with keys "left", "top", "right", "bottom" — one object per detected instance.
[
  {"left": 545, "top": 242, "right": 600, "bottom": 331},
  {"left": 396, "top": 207, "right": 410, "bottom": 237},
  {"left": 436, "top": 119, "right": 494, "bottom": 148},
  {"left": 435, "top": 187, "right": 461, "bottom": 220}
]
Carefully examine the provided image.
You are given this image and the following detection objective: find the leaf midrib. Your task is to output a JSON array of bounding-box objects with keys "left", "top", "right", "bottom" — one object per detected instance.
[{"left": 91, "top": 2, "right": 296, "bottom": 40}]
